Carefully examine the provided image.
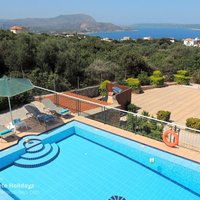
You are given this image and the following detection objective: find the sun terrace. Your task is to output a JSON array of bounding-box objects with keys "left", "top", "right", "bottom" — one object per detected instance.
[
  {"left": 0, "top": 82, "right": 199, "bottom": 158},
  {"left": 0, "top": 79, "right": 200, "bottom": 200}
]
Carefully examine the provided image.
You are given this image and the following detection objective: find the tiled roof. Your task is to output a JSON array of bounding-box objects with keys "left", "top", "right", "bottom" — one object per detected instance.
[{"left": 10, "top": 26, "right": 24, "bottom": 30}]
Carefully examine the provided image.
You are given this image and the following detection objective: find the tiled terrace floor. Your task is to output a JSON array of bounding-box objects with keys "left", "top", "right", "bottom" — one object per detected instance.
[{"left": 132, "top": 84, "right": 200, "bottom": 125}]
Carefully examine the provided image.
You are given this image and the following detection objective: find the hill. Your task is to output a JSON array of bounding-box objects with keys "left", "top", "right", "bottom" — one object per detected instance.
[{"left": 0, "top": 14, "right": 122, "bottom": 33}]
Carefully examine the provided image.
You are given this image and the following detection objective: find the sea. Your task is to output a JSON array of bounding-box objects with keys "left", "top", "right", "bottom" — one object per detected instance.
[{"left": 87, "top": 26, "right": 200, "bottom": 40}]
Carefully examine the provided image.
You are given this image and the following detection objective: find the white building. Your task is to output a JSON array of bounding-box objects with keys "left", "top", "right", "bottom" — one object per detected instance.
[
  {"left": 10, "top": 26, "right": 25, "bottom": 34},
  {"left": 183, "top": 38, "right": 199, "bottom": 47},
  {"left": 143, "top": 36, "right": 152, "bottom": 41},
  {"left": 121, "top": 36, "right": 131, "bottom": 41},
  {"left": 101, "top": 38, "right": 112, "bottom": 42}
]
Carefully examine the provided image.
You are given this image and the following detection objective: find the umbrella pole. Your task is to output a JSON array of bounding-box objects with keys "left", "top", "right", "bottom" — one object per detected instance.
[{"left": 8, "top": 96, "right": 13, "bottom": 125}]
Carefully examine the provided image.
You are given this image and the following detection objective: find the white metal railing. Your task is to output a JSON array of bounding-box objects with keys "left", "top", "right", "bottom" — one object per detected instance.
[{"left": 34, "top": 85, "right": 200, "bottom": 134}]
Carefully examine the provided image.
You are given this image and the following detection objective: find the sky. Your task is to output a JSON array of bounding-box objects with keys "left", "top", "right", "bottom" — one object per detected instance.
[{"left": 0, "top": 0, "right": 200, "bottom": 24}]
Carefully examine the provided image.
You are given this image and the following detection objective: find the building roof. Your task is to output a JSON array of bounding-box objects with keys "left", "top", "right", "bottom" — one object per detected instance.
[
  {"left": 10, "top": 26, "right": 25, "bottom": 30},
  {"left": 184, "top": 38, "right": 194, "bottom": 42}
]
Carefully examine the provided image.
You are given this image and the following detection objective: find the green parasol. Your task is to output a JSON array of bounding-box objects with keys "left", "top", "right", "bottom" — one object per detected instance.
[{"left": 0, "top": 76, "right": 34, "bottom": 124}]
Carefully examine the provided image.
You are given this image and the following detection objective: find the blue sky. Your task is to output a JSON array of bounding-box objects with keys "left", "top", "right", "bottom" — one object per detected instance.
[{"left": 1, "top": 0, "right": 200, "bottom": 24}]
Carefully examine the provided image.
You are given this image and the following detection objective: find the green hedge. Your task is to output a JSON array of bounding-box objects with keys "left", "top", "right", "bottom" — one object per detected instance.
[
  {"left": 174, "top": 70, "right": 191, "bottom": 85},
  {"left": 156, "top": 110, "right": 171, "bottom": 122},
  {"left": 150, "top": 70, "right": 164, "bottom": 86},
  {"left": 186, "top": 118, "right": 200, "bottom": 130}
]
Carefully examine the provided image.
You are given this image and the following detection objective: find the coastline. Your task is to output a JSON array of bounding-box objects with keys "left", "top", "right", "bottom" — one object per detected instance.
[{"left": 191, "top": 28, "right": 200, "bottom": 31}]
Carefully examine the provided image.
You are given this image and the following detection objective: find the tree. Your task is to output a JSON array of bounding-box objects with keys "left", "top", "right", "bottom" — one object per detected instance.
[{"left": 85, "top": 59, "right": 120, "bottom": 85}]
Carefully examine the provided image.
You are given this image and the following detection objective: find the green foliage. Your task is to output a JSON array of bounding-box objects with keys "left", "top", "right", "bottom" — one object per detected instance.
[
  {"left": 176, "top": 70, "right": 189, "bottom": 76},
  {"left": 137, "top": 71, "right": 150, "bottom": 85},
  {"left": 119, "top": 52, "right": 150, "bottom": 77},
  {"left": 99, "top": 80, "right": 110, "bottom": 96},
  {"left": 141, "top": 110, "right": 150, "bottom": 116},
  {"left": 85, "top": 59, "right": 120, "bottom": 85},
  {"left": 174, "top": 70, "right": 191, "bottom": 85},
  {"left": 127, "top": 103, "right": 140, "bottom": 113},
  {"left": 156, "top": 110, "right": 171, "bottom": 122},
  {"left": 192, "top": 70, "right": 200, "bottom": 84},
  {"left": 150, "top": 70, "right": 165, "bottom": 86},
  {"left": 153, "top": 70, "right": 163, "bottom": 77},
  {"left": 186, "top": 118, "right": 200, "bottom": 130},
  {"left": 1, "top": 30, "right": 200, "bottom": 111},
  {"left": 0, "top": 97, "right": 8, "bottom": 111},
  {"left": 126, "top": 78, "right": 141, "bottom": 90},
  {"left": 126, "top": 115, "right": 163, "bottom": 140}
]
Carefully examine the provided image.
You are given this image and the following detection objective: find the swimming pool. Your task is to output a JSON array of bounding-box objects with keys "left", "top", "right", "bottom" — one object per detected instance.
[{"left": 0, "top": 121, "right": 199, "bottom": 200}]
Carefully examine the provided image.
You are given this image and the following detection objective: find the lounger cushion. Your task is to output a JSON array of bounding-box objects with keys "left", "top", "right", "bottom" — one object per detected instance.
[
  {"left": 59, "top": 109, "right": 70, "bottom": 114},
  {"left": 0, "top": 129, "right": 12, "bottom": 136},
  {"left": 37, "top": 114, "right": 54, "bottom": 122}
]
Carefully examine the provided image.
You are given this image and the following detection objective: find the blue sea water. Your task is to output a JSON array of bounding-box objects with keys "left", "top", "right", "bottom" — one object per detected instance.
[{"left": 88, "top": 27, "right": 200, "bottom": 40}]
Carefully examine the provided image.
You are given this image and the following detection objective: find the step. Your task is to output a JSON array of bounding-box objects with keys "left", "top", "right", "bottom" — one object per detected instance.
[
  {"left": 26, "top": 143, "right": 44, "bottom": 153},
  {"left": 14, "top": 143, "right": 60, "bottom": 168},
  {"left": 21, "top": 144, "right": 52, "bottom": 160},
  {"left": 24, "top": 139, "right": 41, "bottom": 149}
]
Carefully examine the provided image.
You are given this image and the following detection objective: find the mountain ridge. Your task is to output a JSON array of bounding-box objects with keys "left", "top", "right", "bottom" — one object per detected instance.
[{"left": 0, "top": 14, "right": 122, "bottom": 33}]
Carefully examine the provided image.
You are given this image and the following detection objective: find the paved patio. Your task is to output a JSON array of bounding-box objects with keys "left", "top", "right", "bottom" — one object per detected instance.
[{"left": 132, "top": 84, "right": 200, "bottom": 125}]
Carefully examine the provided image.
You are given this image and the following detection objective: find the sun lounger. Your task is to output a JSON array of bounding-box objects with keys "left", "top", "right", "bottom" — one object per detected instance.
[
  {"left": 24, "top": 103, "right": 56, "bottom": 125},
  {"left": 41, "top": 99, "right": 71, "bottom": 116},
  {"left": 0, "top": 125, "right": 15, "bottom": 142}
]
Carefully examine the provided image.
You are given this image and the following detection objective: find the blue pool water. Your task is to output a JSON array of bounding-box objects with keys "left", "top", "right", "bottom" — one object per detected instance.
[{"left": 0, "top": 121, "right": 199, "bottom": 200}]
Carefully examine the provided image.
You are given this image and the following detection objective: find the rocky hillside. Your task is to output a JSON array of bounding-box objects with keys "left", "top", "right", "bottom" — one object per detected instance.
[{"left": 0, "top": 14, "right": 122, "bottom": 33}]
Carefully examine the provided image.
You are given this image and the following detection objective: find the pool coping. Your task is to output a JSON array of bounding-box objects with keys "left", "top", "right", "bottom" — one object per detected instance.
[
  {"left": 0, "top": 116, "right": 199, "bottom": 163},
  {"left": 74, "top": 116, "right": 200, "bottom": 164}
]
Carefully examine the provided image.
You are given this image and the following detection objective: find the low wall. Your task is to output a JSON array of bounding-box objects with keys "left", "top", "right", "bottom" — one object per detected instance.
[{"left": 71, "top": 85, "right": 99, "bottom": 98}]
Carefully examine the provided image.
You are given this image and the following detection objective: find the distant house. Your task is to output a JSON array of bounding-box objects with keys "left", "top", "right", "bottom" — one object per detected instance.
[
  {"left": 170, "top": 39, "right": 175, "bottom": 43},
  {"left": 101, "top": 38, "right": 112, "bottom": 42},
  {"left": 121, "top": 36, "right": 131, "bottom": 41},
  {"left": 183, "top": 38, "right": 199, "bottom": 47},
  {"left": 143, "top": 36, "right": 152, "bottom": 41},
  {"left": 10, "top": 26, "right": 25, "bottom": 34}
]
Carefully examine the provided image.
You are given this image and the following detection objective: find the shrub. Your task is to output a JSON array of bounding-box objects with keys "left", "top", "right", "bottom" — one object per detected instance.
[
  {"left": 156, "top": 110, "right": 171, "bottom": 122},
  {"left": 186, "top": 118, "right": 200, "bottom": 130},
  {"left": 176, "top": 70, "right": 189, "bottom": 76},
  {"left": 174, "top": 75, "right": 190, "bottom": 85},
  {"left": 141, "top": 110, "right": 150, "bottom": 117},
  {"left": 127, "top": 103, "right": 140, "bottom": 113},
  {"left": 150, "top": 70, "right": 164, "bottom": 86},
  {"left": 174, "top": 70, "right": 191, "bottom": 85},
  {"left": 126, "top": 78, "right": 141, "bottom": 90},
  {"left": 137, "top": 72, "right": 150, "bottom": 85},
  {"left": 153, "top": 70, "right": 163, "bottom": 77},
  {"left": 99, "top": 80, "right": 110, "bottom": 96}
]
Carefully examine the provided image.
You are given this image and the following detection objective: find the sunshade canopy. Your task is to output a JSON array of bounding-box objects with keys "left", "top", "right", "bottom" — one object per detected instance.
[{"left": 0, "top": 75, "right": 34, "bottom": 97}]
